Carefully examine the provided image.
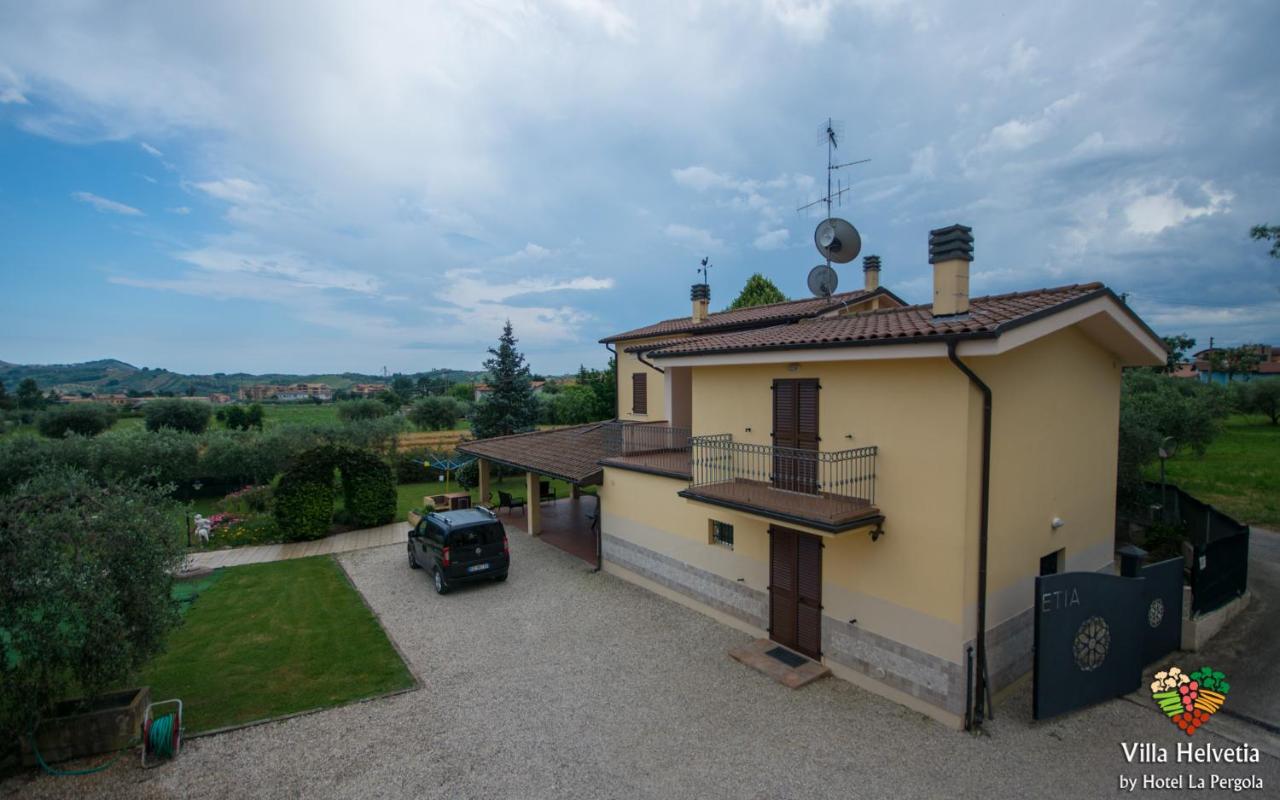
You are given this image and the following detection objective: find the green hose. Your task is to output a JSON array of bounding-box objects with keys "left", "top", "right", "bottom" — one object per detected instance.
[
  {"left": 147, "top": 713, "right": 178, "bottom": 759},
  {"left": 27, "top": 733, "right": 125, "bottom": 777}
]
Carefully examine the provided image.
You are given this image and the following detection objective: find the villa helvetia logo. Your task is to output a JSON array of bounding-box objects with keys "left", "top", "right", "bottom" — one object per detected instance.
[{"left": 1149, "top": 665, "right": 1231, "bottom": 735}]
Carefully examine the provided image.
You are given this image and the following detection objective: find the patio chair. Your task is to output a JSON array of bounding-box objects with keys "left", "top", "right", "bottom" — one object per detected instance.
[
  {"left": 539, "top": 480, "right": 556, "bottom": 504},
  {"left": 497, "top": 490, "right": 526, "bottom": 515}
]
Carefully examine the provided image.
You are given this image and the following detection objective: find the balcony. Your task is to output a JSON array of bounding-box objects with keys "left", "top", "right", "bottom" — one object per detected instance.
[
  {"left": 599, "top": 421, "right": 695, "bottom": 479},
  {"left": 679, "top": 436, "right": 881, "bottom": 533}
]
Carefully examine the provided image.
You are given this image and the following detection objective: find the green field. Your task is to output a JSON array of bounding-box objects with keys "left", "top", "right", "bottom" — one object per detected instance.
[
  {"left": 138, "top": 557, "right": 414, "bottom": 734},
  {"left": 1146, "top": 414, "right": 1280, "bottom": 529}
]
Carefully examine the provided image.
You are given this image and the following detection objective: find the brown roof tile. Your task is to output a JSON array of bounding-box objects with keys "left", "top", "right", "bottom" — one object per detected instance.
[
  {"left": 647, "top": 283, "right": 1109, "bottom": 357},
  {"left": 457, "top": 422, "right": 612, "bottom": 484},
  {"left": 600, "top": 288, "right": 878, "bottom": 343}
]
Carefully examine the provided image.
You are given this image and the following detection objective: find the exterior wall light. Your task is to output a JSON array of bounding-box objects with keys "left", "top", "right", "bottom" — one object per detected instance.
[{"left": 1051, "top": 517, "right": 1066, "bottom": 530}]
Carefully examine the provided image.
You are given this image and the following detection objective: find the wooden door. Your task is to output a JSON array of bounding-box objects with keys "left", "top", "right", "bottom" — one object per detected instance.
[
  {"left": 769, "top": 526, "right": 822, "bottom": 659},
  {"left": 772, "top": 378, "right": 819, "bottom": 493}
]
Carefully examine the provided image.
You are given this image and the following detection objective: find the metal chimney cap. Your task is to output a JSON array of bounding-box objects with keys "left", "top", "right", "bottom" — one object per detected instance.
[
  {"left": 862, "top": 255, "right": 881, "bottom": 272},
  {"left": 690, "top": 283, "right": 710, "bottom": 301}
]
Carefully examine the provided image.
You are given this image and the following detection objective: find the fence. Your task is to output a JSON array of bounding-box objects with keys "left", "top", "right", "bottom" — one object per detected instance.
[
  {"left": 601, "top": 422, "right": 695, "bottom": 474},
  {"left": 689, "top": 435, "right": 877, "bottom": 504}
]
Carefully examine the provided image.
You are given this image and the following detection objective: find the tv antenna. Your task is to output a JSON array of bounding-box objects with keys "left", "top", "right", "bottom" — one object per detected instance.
[
  {"left": 698, "top": 256, "right": 712, "bottom": 286},
  {"left": 797, "top": 118, "right": 871, "bottom": 217}
]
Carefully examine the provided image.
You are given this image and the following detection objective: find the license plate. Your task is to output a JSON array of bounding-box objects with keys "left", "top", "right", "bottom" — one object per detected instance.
[{"left": 467, "top": 563, "right": 490, "bottom": 573}]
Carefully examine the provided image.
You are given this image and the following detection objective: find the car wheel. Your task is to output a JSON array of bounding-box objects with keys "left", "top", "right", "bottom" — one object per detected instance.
[
  {"left": 493, "top": 572, "right": 508, "bottom": 582},
  {"left": 408, "top": 547, "right": 420, "bottom": 569},
  {"left": 433, "top": 568, "right": 450, "bottom": 595}
]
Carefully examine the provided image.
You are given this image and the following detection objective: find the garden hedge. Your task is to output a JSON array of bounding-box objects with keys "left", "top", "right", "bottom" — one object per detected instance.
[{"left": 273, "top": 444, "right": 396, "bottom": 541}]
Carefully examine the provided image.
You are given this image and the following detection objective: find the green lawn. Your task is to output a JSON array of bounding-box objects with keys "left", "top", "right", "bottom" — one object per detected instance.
[
  {"left": 138, "top": 557, "right": 413, "bottom": 734},
  {"left": 1146, "top": 414, "right": 1280, "bottom": 529}
]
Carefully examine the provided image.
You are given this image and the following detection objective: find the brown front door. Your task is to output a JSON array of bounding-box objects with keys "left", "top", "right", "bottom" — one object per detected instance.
[
  {"left": 769, "top": 525, "right": 823, "bottom": 658},
  {"left": 772, "top": 378, "right": 819, "bottom": 493}
]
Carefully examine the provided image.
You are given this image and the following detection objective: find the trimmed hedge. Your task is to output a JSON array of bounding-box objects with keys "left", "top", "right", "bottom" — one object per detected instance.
[{"left": 273, "top": 445, "right": 396, "bottom": 541}]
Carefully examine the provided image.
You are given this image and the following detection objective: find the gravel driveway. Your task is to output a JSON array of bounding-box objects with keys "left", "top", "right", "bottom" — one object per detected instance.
[{"left": 6, "top": 532, "right": 1279, "bottom": 799}]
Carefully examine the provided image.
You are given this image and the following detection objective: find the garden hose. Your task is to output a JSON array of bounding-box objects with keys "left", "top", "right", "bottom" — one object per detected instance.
[
  {"left": 27, "top": 732, "right": 126, "bottom": 777},
  {"left": 145, "top": 712, "right": 180, "bottom": 760}
]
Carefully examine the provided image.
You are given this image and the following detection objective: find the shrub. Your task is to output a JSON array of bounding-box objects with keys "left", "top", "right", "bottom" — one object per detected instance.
[
  {"left": 455, "top": 458, "right": 479, "bottom": 489},
  {"left": 217, "top": 484, "right": 273, "bottom": 514},
  {"left": 1240, "top": 379, "right": 1280, "bottom": 425},
  {"left": 144, "top": 398, "right": 212, "bottom": 433},
  {"left": 408, "top": 396, "right": 463, "bottom": 431},
  {"left": 0, "top": 468, "right": 183, "bottom": 741},
  {"left": 37, "top": 404, "right": 116, "bottom": 438},
  {"left": 217, "top": 403, "right": 265, "bottom": 431},
  {"left": 336, "top": 399, "right": 391, "bottom": 423},
  {"left": 273, "top": 445, "right": 396, "bottom": 540}
]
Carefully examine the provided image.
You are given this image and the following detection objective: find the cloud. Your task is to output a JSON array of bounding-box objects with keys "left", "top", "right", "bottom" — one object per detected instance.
[
  {"left": 976, "top": 93, "right": 1082, "bottom": 153},
  {"left": 1124, "top": 181, "right": 1233, "bottom": 236},
  {"left": 173, "top": 246, "right": 380, "bottom": 294},
  {"left": 140, "top": 142, "right": 163, "bottom": 157},
  {"left": 753, "top": 228, "right": 790, "bottom": 250},
  {"left": 168, "top": 206, "right": 191, "bottom": 215},
  {"left": 664, "top": 223, "right": 724, "bottom": 251},
  {"left": 551, "top": 0, "right": 636, "bottom": 40},
  {"left": 0, "top": 65, "right": 27, "bottom": 104},
  {"left": 71, "top": 191, "right": 143, "bottom": 216},
  {"left": 193, "top": 177, "right": 272, "bottom": 205}
]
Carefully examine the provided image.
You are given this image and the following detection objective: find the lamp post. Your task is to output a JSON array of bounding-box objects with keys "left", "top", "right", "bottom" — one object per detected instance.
[{"left": 1157, "top": 436, "right": 1177, "bottom": 523}]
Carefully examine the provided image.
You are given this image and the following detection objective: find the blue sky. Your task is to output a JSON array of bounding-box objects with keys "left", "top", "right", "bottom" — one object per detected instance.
[{"left": 2, "top": 1, "right": 1278, "bottom": 375}]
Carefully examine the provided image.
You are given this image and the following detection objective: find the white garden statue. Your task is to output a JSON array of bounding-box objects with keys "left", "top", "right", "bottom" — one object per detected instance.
[{"left": 193, "top": 514, "right": 212, "bottom": 544}]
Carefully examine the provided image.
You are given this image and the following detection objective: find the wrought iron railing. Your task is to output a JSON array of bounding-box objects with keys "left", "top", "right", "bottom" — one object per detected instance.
[
  {"left": 689, "top": 435, "right": 877, "bottom": 504},
  {"left": 602, "top": 421, "right": 698, "bottom": 474}
]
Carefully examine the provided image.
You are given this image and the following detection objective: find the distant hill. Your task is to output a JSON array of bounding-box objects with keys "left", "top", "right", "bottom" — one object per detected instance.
[{"left": 0, "top": 359, "right": 487, "bottom": 396}]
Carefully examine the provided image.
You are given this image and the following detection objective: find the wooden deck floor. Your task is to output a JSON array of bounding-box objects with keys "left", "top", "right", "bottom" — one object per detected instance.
[{"left": 682, "top": 479, "right": 878, "bottom": 529}]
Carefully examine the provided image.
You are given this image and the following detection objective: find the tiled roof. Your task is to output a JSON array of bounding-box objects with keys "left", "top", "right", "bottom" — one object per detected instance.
[
  {"left": 457, "top": 422, "right": 612, "bottom": 484},
  {"left": 600, "top": 288, "right": 878, "bottom": 343},
  {"left": 647, "top": 283, "right": 1110, "bottom": 357}
]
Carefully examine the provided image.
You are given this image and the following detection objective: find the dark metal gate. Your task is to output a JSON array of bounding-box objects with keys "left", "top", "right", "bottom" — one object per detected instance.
[{"left": 1033, "top": 549, "right": 1186, "bottom": 720}]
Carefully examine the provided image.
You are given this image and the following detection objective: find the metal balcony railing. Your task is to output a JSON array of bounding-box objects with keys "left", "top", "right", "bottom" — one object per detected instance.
[
  {"left": 686, "top": 435, "right": 878, "bottom": 527},
  {"left": 601, "top": 421, "right": 700, "bottom": 476}
]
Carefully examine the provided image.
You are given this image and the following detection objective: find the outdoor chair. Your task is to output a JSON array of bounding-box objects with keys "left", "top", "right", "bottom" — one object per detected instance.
[
  {"left": 539, "top": 480, "right": 556, "bottom": 504},
  {"left": 497, "top": 490, "right": 526, "bottom": 515}
]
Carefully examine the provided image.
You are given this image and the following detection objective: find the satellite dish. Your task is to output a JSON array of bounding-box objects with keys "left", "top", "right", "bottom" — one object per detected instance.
[
  {"left": 807, "top": 264, "right": 839, "bottom": 298},
  {"left": 814, "top": 218, "right": 861, "bottom": 264}
]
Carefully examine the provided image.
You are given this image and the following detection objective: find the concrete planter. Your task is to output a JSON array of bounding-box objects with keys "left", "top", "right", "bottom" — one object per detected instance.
[
  {"left": 21, "top": 687, "right": 150, "bottom": 766},
  {"left": 407, "top": 510, "right": 422, "bottom": 528}
]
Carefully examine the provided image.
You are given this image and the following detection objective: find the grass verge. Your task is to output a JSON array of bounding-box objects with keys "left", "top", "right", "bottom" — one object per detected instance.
[
  {"left": 137, "top": 556, "right": 414, "bottom": 734},
  {"left": 1146, "top": 414, "right": 1280, "bottom": 529}
]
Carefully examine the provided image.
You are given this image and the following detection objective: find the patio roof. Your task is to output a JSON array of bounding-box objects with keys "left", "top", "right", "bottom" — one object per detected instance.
[{"left": 456, "top": 422, "right": 612, "bottom": 485}]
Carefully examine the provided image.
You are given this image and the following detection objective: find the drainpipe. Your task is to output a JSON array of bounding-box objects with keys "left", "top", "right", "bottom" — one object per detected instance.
[
  {"left": 635, "top": 350, "right": 665, "bottom": 374},
  {"left": 947, "top": 339, "right": 993, "bottom": 728},
  {"left": 592, "top": 494, "right": 603, "bottom": 573},
  {"left": 605, "top": 343, "right": 618, "bottom": 419}
]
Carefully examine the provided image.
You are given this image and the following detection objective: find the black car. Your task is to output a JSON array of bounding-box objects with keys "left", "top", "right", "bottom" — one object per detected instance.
[{"left": 408, "top": 507, "right": 510, "bottom": 594}]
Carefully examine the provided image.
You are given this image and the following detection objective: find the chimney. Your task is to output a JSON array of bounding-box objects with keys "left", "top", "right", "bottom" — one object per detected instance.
[
  {"left": 929, "top": 224, "right": 973, "bottom": 316},
  {"left": 862, "top": 255, "right": 881, "bottom": 292},
  {"left": 691, "top": 283, "right": 710, "bottom": 322}
]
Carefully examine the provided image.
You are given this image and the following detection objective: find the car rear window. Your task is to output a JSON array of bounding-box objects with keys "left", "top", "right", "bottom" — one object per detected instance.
[{"left": 446, "top": 523, "right": 503, "bottom": 547}]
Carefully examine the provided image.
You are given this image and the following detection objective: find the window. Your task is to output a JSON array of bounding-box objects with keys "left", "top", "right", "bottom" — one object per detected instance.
[
  {"left": 1040, "top": 548, "right": 1064, "bottom": 576},
  {"left": 631, "top": 372, "right": 648, "bottom": 415},
  {"left": 709, "top": 520, "right": 734, "bottom": 549}
]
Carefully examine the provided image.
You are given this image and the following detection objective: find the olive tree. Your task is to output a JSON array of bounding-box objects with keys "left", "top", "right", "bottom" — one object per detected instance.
[
  {"left": 0, "top": 469, "right": 183, "bottom": 741},
  {"left": 144, "top": 398, "right": 212, "bottom": 433}
]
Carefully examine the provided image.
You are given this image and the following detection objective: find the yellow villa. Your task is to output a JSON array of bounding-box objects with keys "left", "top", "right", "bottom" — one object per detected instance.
[{"left": 459, "top": 224, "right": 1166, "bottom": 729}]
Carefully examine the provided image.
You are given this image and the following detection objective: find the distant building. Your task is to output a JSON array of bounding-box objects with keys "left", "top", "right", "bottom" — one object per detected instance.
[
  {"left": 238, "top": 382, "right": 332, "bottom": 401},
  {"left": 348, "top": 383, "right": 388, "bottom": 398},
  {"left": 208, "top": 393, "right": 233, "bottom": 404},
  {"left": 239, "top": 384, "right": 283, "bottom": 401},
  {"left": 474, "top": 380, "right": 544, "bottom": 402},
  {"left": 1192, "top": 345, "right": 1280, "bottom": 384}
]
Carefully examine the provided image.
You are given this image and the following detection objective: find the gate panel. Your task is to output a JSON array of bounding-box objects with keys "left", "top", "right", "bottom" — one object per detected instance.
[
  {"left": 1033, "top": 571, "right": 1144, "bottom": 720},
  {"left": 1139, "top": 557, "right": 1184, "bottom": 666}
]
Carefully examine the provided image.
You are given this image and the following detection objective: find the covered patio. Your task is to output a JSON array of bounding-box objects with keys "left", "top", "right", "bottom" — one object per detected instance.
[{"left": 457, "top": 422, "right": 611, "bottom": 567}]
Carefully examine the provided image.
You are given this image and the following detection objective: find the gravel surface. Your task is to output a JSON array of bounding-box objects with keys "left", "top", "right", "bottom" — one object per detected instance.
[{"left": 6, "top": 532, "right": 1279, "bottom": 799}]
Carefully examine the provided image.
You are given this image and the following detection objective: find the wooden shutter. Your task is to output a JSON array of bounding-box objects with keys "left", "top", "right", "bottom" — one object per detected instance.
[
  {"left": 769, "top": 527, "right": 798, "bottom": 650},
  {"left": 795, "top": 533, "right": 823, "bottom": 658},
  {"left": 632, "top": 372, "right": 647, "bottom": 414},
  {"left": 772, "top": 379, "right": 819, "bottom": 493}
]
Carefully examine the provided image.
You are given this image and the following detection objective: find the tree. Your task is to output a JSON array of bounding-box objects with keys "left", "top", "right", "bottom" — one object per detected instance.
[
  {"left": 549, "top": 385, "right": 598, "bottom": 424},
  {"left": 0, "top": 468, "right": 183, "bottom": 741},
  {"left": 37, "top": 404, "right": 115, "bottom": 438},
  {"left": 1251, "top": 224, "right": 1280, "bottom": 258},
  {"left": 143, "top": 398, "right": 212, "bottom": 433},
  {"left": 15, "top": 378, "right": 43, "bottom": 410},
  {"left": 1241, "top": 379, "right": 1280, "bottom": 425},
  {"left": 390, "top": 374, "right": 415, "bottom": 401},
  {"left": 576, "top": 358, "right": 617, "bottom": 420},
  {"left": 1208, "top": 345, "right": 1263, "bottom": 382},
  {"left": 448, "top": 383, "right": 475, "bottom": 403},
  {"left": 728, "top": 273, "right": 788, "bottom": 310},
  {"left": 408, "top": 396, "right": 463, "bottom": 430},
  {"left": 219, "top": 403, "right": 265, "bottom": 431},
  {"left": 1160, "top": 334, "right": 1196, "bottom": 373},
  {"left": 336, "top": 399, "right": 391, "bottom": 423},
  {"left": 1117, "top": 371, "right": 1227, "bottom": 505},
  {"left": 471, "top": 321, "right": 538, "bottom": 439},
  {"left": 0, "top": 382, "right": 12, "bottom": 411}
]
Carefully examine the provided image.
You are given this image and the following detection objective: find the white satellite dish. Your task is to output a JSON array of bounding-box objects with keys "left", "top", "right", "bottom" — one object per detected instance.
[
  {"left": 807, "top": 264, "right": 839, "bottom": 298},
  {"left": 814, "top": 218, "right": 861, "bottom": 264}
]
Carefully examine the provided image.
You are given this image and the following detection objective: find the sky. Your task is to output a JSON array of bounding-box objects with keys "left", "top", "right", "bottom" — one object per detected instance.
[{"left": 1, "top": 0, "right": 1278, "bottom": 376}]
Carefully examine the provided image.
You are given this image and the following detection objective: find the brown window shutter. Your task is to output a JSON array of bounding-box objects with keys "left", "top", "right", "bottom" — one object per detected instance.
[{"left": 632, "top": 372, "right": 647, "bottom": 414}]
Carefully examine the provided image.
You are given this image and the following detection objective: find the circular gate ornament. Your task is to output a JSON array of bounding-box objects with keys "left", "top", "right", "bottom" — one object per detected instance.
[
  {"left": 1073, "top": 616, "right": 1110, "bottom": 672},
  {"left": 1148, "top": 598, "right": 1165, "bottom": 629}
]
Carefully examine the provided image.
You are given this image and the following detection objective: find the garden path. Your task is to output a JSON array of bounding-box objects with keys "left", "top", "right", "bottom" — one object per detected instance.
[{"left": 182, "top": 522, "right": 408, "bottom": 571}]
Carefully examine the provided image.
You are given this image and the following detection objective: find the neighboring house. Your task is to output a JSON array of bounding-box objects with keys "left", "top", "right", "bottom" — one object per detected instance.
[
  {"left": 240, "top": 382, "right": 332, "bottom": 401},
  {"left": 208, "top": 393, "right": 233, "bottom": 404},
  {"left": 1191, "top": 345, "right": 1280, "bottom": 384},
  {"left": 475, "top": 380, "right": 545, "bottom": 403},
  {"left": 459, "top": 225, "right": 1165, "bottom": 729},
  {"left": 348, "top": 382, "right": 389, "bottom": 398},
  {"left": 1169, "top": 361, "right": 1199, "bottom": 380}
]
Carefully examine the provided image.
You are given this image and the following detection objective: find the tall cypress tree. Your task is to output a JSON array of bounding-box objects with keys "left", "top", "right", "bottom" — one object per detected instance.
[{"left": 471, "top": 321, "right": 538, "bottom": 439}]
